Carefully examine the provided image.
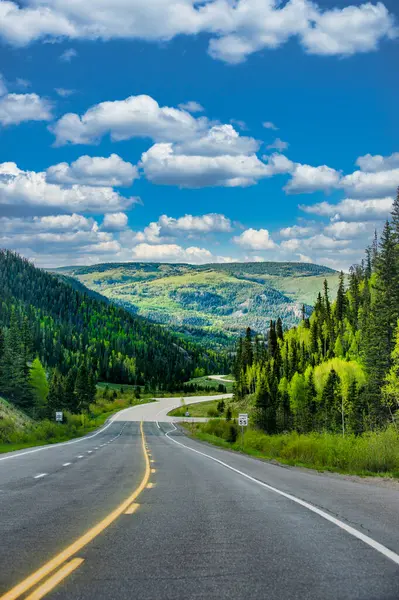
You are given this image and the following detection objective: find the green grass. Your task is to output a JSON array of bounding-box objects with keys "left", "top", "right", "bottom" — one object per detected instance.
[{"left": 185, "top": 421, "right": 399, "bottom": 478}]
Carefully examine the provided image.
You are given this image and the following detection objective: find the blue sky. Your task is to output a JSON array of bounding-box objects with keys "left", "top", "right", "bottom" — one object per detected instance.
[{"left": 0, "top": 0, "right": 398, "bottom": 269}]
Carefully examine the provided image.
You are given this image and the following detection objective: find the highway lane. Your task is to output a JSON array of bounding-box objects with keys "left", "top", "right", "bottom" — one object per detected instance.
[{"left": 1, "top": 415, "right": 399, "bottom": 599}]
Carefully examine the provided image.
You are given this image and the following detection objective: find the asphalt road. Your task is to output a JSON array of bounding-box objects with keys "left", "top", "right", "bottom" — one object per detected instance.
[{"left": 1, "top": 410, "right": 399, "bottom": 600}]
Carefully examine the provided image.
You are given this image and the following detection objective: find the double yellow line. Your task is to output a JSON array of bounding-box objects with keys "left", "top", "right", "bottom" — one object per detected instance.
[{"left": 1, "top": 422, "right": 151, "bottom": 600}]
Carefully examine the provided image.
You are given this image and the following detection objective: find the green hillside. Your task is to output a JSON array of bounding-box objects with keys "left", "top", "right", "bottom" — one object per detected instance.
[{"left": 55, "top": 262, "right": 339, "bottom": 347}]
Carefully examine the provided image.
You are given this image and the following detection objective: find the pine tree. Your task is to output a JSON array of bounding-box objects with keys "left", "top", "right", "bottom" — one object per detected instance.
[
  {"left": 254, "top": 376, "right": 276, "bottom": 433},
  {"left": 336, "top": 271, "right": 346, "bottom": 323},
  {"left": 29, "top": 357, "right": 49, "bottom": 419},
  {"left": 226, "top": 406, "right": 232, "bottom": 422},
  {"left": 268, "top": 320, "right": 277, "bottom": 358},
  {"left": 320, "top": 369, "right": 341, "bottom": 432},
  {"left": 64, "top": 368, "right": 78, "bottom": 413},
  {"left": 75, "top": 363, "right": 91, "bottom": 412},
  {"left": 0, "top": 309, "right": 31, "bottom": 409},
  {"left": 241, "top": 327, "right": 253, "bottom": 370},
  {"left": 46, "top": 370, "right": 65, "bottom": 419},
  {"left": 276, "top": 318, "right": 284, "bottom": 341}
]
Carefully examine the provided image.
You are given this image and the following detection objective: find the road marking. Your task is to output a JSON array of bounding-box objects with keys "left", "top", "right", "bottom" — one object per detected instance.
[
  {"left": 62, "top": 463, "right": 71, "bottom": 467},
  {"left": 165, "top": 424, "right": 399, "bottom": 567},
  {"left": 150, "top": 460, "right": 155, "bottom": 464},
  {"left": 156, "top": 421, "right": 160, "bottom": 429},
  {"left": 94, "top": 447, "right": 99, "bottom": 450},
  {"left": 87, "top": 451, "right": 92, "bottom": 454},
  {"left": 34, "top": 474, "right": 47, "bottom": 480},
  {"left": 0, "top": 422, "right": 150, "bottom": 600},
  {"left": 24, "top": 559, "right": 84, "bottom": 600},
  {"left": 151, "top": 469, "right": 156, "bottom": 473},
  {"left": 0, "top": 407, "right": 133, "bottom": 463},
  {"left": 77, "top": 455, "right": 84, "bottom": 459},
  {"left": 146, "top": 483, "right": 155, "bottom": 489},
  {"left": 124, "top": 503, "right": 140, "bottom": 515}
]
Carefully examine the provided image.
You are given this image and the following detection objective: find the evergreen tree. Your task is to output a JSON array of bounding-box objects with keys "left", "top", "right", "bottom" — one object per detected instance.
[
  {"left": 29, "top": 357, "right": 49, "bottom": 418},
  {"left": 336, "top": 271, "right": 346, "bottom": 323},
  {"left": 225, "top": 406, "right": 232, "bottom": 422},
  {"left": 46, "top": 370, "right": 65, "bottom": 419},
  {"left": 276, "top": 318, "right": 284, "bottom": 341},
  {"left": 74, "top": 363, "right": 91, "bottom": 412},
  {"left": 268, "top": 320, "right": 277, "bottom": 358}
]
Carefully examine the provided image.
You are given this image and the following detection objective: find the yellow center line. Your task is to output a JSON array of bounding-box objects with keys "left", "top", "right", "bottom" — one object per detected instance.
[
  {"left": 0, "top": 422, "right": 150, "bottom": 600},
  {"left": 151, "top": 468, "right": 156, "bottom": 473},
  {"left": 146, "top": 482, "right": 155, "bottom": 489},
  {"left": 24, "top": 559, "right": 85, "bottom": 600},
  {"left": 124, "top": 502, "right": 140, "bottom": 515}
]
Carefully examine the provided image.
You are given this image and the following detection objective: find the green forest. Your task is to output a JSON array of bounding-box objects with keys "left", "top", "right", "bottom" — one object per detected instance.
[
  {"left": 0, "top": 250, "right": 227, "bottom": 419},
  {"left": 233, "top": 190, "right": 399, "bottom": 437}
]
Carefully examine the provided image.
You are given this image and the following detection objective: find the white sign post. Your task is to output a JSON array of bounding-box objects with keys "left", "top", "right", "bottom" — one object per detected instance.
[
  {"left": 238, "top": 413, "right": 248, "bottom": 448},
  {"left": 55, "top": 411, "right": 63, "bottom": 423}
]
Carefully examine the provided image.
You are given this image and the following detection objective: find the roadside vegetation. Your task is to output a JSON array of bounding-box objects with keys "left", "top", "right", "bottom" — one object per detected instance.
[
  {"left": 186, "top": 420, "right": 399, "bottom": 478},
  {"left": 0, "top": 386, "right": 153, "bottom": 453},
  {"left": 169, "top": 396, "right": 236, "bottom": 418}
]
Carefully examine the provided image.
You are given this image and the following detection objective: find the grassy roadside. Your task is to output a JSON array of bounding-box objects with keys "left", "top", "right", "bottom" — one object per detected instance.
[
  {"left": 182, "top": 420, "right": 399, "bottom": 479},
  {"left": 168, "top": 397, "right": 236, "bottom": 418},
  {"left": 0, "top": 391, "right": 154, "bottom": 455}
]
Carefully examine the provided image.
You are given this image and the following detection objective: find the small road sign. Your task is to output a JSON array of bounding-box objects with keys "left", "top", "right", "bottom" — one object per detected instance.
[
  {"left": 238, "top": 413, "right": 248, "bottom": 427},
  {"left": 55, "top": 411, "right": 63, "bottom": 422},
  {"left": 185, "top": 411, "right": 190, "bottom": 417}
]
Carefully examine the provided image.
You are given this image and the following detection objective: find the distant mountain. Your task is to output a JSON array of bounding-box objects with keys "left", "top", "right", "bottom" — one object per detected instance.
[{"left": 55, "top": 262, "right": 339, "bottom": 348}]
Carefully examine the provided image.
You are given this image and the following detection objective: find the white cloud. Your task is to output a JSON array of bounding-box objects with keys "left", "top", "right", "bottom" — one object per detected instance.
[
  {"left": 174, "top": 124, "right": 260, "bottom": 157},
  {"left": 281, "top": 234, "right": 349, "bottom": 251},
  {"left": 233, "top": 228, "right": 276, "bottom": 250},
  {"left": 55, "top": 88, "right": 75, "bottom": 97},
  {"left": 324, "top": 220, "right": 375, "bottom": 240},
  {"left": 0, "top": 162, "right": 138, "bottom": 213},
  {"left": 51, "top": 94, "right": 208, "bottom": 146},
  {"left": 285, "top": 164, "right": 341, "bottom": 194},
  {"left": 0, "top": 93, "right": 52, "bottom": 125},
  {"left": 178, "top": 101, "right": 204, "bottom": 113},
  {"left": 356, "top": 151, "right": 399, "bottom": 173},
  {"left": 0, "top": 74, "right": 7, "bottom": 96},
  {"left": 0, "top": 213, "right": 96, "bottom": 233},
  {"left": 101, "top": 212, "right": 128, "bottom": 231},
  {"left": 130, "top": 243, "right": 234, "bottom": 264},
  {"left": 263, "top": 121, "right": 278, "bottom": 131},
  {"left": 302, "top": 2, "right": 397, "bottom": 56},
  {"left": 140, "top": 142, "right": 271, "bottom": 188},
  {"left": 158, "top": 213, "right": 232, "bottom": 235},
  {"left": 280, "top": 225, "right": 315, "bottom": 238},
  {"left": 1, "top": 1, "right": 395, "bottom": 64},
  {"left": 60, "top": 48, "right": 78, "bottom": 62},
  {"left": 300, "top": 197, "right": 393, "bottom": 221},
  {"left": 266, "top": 138, "right": 289, "bottom": 152},
  {"left": 340, "top": 167, "right": 399, "bottom": 198},
  {"left": 46, "top": 154, "right": 138, "bottom": 187}
]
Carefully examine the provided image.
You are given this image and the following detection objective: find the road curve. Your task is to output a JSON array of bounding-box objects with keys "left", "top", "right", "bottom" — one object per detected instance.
[
  {"left": 112, "top": 393, "right": 233, "bottom": 423},
  {"left": 0, "top": 418, "right": 398, "bottom": 600}
]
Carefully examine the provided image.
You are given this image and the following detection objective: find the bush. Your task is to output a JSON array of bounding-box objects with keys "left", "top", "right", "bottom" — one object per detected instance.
[{"left": 207, "top": 407, "right": 219, "bottom": 418}]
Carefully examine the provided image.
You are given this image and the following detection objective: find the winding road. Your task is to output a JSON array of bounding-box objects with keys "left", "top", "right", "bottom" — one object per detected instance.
[{"left": 1, "top": 396, "right": 398, "bottom": 600}]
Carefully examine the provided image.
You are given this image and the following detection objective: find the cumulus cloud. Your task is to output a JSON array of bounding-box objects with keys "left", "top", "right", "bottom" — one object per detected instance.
[
  {"left": 140, "top": 143, "right": 271, "bottom": 188},
  {"left": 340, "top": 167, "right": 399, "bottom": 198},
  {"left": 0, "top": 1, "right": 395, "bottom": 64},
  {"left": 300, "top": 197, "right": 393, "bottom": 221},
  {"left": 0, "top": 162, "right": 138, "bottom": 214},
  {"left": 0, "top": 93, "right": 52, "bottom": 126},
  {"left": 285, "top": 164, "right": 341, "bottom": 194},
  {"left": 281, "top": 234, "right": 349, "bottom": 251},
  {"left": 233, "top": 228, "right": 276, "bottom": 250},
  {"left": 324, "top": 220, "right": 376, "bottom": 239},
  {"left": 101, "top": 212, "right": 128, "bottom": 231},
  {"left": 0, "top": 213, "right": 96, "bottom": 233},
  {"left": 174, "top": 124, "right": 260, "bottom": 157},
  {"left": 46, "top": 154, "right": 138, "bottom": 187},
  {"left": 51, "top": 94, "right": 208, "bottom": 146},
  {"left": 280, "top": 225, "right": 316, "bottom": 238},
  {"left": 130, "top": 213, "right": 233, "bottom": 245},
  {"left": 356, "top": 151, "right": 399, "bottom": 173},
  {"left": 178, "top": 101, "right": 204, "bottom": 113},
  {"left": 130, "top": 243, "right": 234, "bottom": 264}
]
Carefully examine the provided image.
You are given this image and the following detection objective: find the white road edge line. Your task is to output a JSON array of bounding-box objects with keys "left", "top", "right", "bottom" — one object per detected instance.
[
  {"left": 34, "top": 473, "right": 47, "bottom": 479},
  {"left": 62, "top": 463, "right": 71, "bottom": 467},
  {"left": 0, "top": 407, "right": 133, "bottom": 463},
  {"left": 165, "top": 423, "right": 399, "bottom": 567},
  {"left": 156, "top": 421, "right": 160, "bottom": 429}
]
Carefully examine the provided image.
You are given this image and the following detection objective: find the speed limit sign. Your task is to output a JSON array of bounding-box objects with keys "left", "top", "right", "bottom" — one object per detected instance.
[{"left": 238, "top": 413, "right": 248, "bottom": 427}]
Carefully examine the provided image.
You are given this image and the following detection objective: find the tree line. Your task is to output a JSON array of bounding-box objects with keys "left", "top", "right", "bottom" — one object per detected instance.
[{"left": 233, "top": 189, "right": 399, "bottom": 435}]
